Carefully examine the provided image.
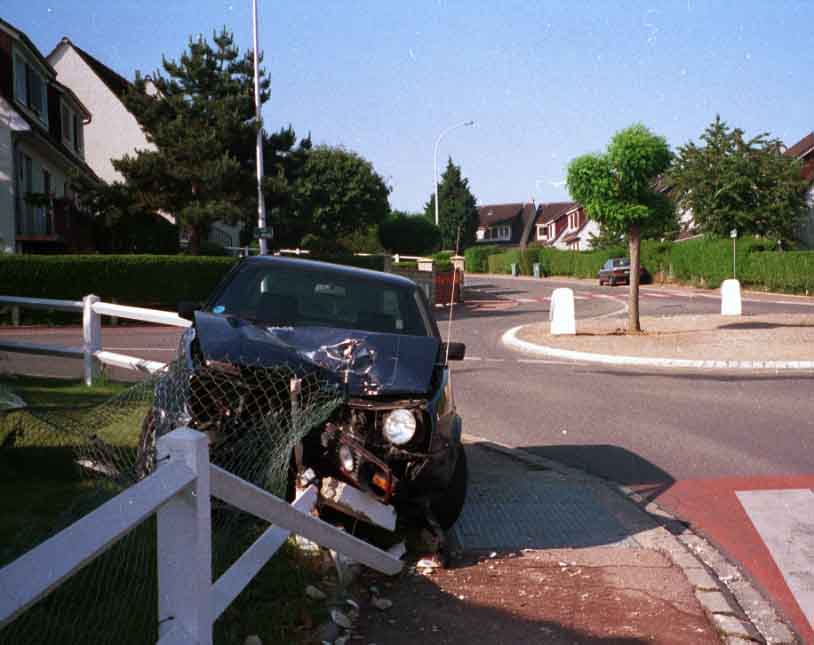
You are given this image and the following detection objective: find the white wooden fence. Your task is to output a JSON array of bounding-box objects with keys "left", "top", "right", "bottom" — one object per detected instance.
[
  {"left": 0, "top": 295, "right": 189, "bottom": 385},
  {"left": 0, "top": 427, "right": 403, "bottom": 644}
]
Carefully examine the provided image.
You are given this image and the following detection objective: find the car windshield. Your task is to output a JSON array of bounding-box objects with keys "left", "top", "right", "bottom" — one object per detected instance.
[
  {"left": 209, "top": 263, "right": 430, "bottom": 337},
  {"left": 612, "top": 259, "right": 629, "bottom": 267}
]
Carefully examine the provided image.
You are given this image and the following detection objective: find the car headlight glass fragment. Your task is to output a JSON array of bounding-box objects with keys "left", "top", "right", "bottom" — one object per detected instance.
[{"left": 383, "top": 408, "right": 416, "bottom": 445}]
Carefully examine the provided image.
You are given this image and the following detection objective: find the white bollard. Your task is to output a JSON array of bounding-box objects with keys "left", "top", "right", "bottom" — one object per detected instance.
[
  {"left": 721, "top": 279, "right": 742, "bottom": 316},
  {"left": 550, "top": 288, "right": 576, "bottom": 335}
]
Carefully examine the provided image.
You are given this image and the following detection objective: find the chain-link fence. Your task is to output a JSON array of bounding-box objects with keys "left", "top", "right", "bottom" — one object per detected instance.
[{"left": 0, "top": 358, "right": 342, "bottom": 644}]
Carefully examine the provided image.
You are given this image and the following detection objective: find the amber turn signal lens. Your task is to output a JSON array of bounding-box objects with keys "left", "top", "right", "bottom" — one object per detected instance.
[{"left": 371, "top": 472, "right": 390, "bottom": 494}]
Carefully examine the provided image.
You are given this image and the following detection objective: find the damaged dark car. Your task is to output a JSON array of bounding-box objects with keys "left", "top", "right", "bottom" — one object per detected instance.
[{"left": 147, "top": 256, "right": 468, "bottom": 541}]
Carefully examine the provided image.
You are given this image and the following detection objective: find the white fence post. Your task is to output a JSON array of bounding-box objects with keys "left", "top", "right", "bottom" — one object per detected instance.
[
  {"left": 156, "top": 428, "right": 213, "bottom": 645},
  {"left": 82, "top": 294, "right": 101, "bottom": 386}
]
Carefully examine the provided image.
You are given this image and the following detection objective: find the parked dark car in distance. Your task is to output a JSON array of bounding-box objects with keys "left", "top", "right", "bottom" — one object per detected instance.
[{"left": 598, "top": 257, "right": 649, "bottom": 286}]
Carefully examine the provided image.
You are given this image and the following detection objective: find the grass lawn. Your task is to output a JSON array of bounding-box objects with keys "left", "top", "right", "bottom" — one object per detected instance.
[{"left": 0, "top": 375, "right": 325, "bottom": 644}]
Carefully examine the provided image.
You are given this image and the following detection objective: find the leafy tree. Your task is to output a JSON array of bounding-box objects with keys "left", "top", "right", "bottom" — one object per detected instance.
[
  {"left": 74, "top": 29, "right": 310, "bottom": 254},
  {"left": 567, "top": 124, "right": 674, "bottom": 332},
  {"left": 668, "top": 116, "right": 807, "bottom": 241},
  {"left": 378, "top": 211, "right": 441, "bottom": 255},
  {"left": 292, "top": 146, "right": 390, "bottom": 246},
  {"left": 424, "top": 158, "right": 478, "bottom": 250}
]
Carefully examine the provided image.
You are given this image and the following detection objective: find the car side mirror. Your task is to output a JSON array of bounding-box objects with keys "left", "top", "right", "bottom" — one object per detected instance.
[
  {"left": 443, "top": 342, "right": 466, "bottom": 361},
  {"left": 177, "top": 301, "right": 199, "bottom": 322}
]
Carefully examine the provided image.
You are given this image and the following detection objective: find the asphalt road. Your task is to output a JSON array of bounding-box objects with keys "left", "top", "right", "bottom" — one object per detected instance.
[{"left": 2, "top": 275, "right": 814, "bottom": 639}]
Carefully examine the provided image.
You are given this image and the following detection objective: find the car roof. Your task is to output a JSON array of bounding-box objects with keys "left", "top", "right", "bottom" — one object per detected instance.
[{"left": 242, "top": 255, "right": 417, "bottom": 290}]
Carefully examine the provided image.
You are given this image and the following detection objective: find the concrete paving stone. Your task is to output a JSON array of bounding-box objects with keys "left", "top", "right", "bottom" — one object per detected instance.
[
  {"left": 684, "top": 567, "right": 721, "bottom": 591},
  {"left": 725, "top": 638, "right": 761, "bottom": 645},
  {"left": 713, "top": 614, "right": 763, "bottom": 640},
  {"left": 726, "top": 580, "right": 797, "bottom": 644},
  {"left": 696, "top": 590, "right": 738, "bottom": 615}
]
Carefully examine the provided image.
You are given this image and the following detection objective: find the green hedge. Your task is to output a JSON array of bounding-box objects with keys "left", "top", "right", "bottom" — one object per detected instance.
[
  {"left": 468, "top": 236, "right": 814, "bottom": 294},
  {"left": 0, "top": 253, "right": 389, "bottom": 313},
  {"left": 464, "top": 245, "right": 501, "bottom": 272}
]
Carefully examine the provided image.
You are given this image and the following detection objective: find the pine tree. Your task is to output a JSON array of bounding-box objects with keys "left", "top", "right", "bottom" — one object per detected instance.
[{"left": 424, "top": 158, "right": 478, "bottom": 251}]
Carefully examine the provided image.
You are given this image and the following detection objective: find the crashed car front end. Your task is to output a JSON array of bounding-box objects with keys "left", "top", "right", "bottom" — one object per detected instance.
[{"left": 162, "top": 310, "right": 464, "bottom": 535}]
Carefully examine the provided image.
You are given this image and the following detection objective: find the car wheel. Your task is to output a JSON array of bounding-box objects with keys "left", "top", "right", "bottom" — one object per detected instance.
[{"left": 431, "top": 445, "right": 468, "bottom": 530}]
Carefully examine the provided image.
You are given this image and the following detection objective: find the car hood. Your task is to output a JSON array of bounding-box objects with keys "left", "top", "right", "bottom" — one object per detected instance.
[{"left": 193, "top": 312, "right": 441, "bottom": 396}]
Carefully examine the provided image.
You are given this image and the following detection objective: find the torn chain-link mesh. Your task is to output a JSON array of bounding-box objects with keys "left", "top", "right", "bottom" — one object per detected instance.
[{"left": 0, "top": 358, "right": 342, "bottom": 645}]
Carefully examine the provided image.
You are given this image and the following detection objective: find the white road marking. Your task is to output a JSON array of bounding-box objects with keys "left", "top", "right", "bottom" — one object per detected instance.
[
  {"left": 484, "top": 358, "right": 505, "bottom": 362},
  {"left": 737, "top": 489, "right": 814, "bottom": 630},
  {"left": 463, "top": 356, "right": 483, "bottom": 361},
  {"left": 517, "top": 358, "right": 583, "bottom": 366},
  {"left": 515, "top": 297, "right": 537, "bottom": 303},
  {"left": 104, "top": 347, "right": 176, "bottom": 352}
]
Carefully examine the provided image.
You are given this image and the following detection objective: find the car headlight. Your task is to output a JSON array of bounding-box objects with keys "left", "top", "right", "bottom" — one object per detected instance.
[{"left": 383, "top": 409, "right": 417, "bottom": 445}]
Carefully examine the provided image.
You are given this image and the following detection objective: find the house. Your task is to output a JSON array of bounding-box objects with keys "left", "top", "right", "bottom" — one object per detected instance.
[
  {"left": 785, "top": 131, "right": 814, "bottom": 247},
  {"left": 475, "top": 202, "right": 536, "bottom": 246},
  {"left": 531, "top": 201, "right": 600, "bottom": 251},
  {"left": 0, "top": 18, "right": 97, "bottom": 253},
  {"left": 47, "top": 38, "right": 241, "bottom": 249}
]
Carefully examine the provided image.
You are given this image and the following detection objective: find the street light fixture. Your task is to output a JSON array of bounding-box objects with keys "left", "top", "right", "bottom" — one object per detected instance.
[{"left": 434, "top": 120, "right": 475, "bottom": 227}]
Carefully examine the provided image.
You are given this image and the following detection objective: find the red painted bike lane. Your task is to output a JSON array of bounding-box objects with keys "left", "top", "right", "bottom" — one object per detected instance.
[{"left": 653, "top": 475, "right": 814, "bottom": 643}]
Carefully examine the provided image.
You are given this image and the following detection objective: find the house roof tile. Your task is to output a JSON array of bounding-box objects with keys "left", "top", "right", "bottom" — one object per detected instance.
[
  {"left": 535, "top": 201, "right": 577, "bottom": 225},
  {"left": 477, "top": 203, "right": 526, "bottom": 227},
  {"left": 785, "top": 132, "right": 814, "bottom": 160}
]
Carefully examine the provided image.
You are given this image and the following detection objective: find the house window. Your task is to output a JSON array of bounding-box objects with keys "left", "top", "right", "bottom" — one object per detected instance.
[
  {"left": 485, "top": 224, "right": 510, "bottom": 241},
  {"left": 568, "top": 211, "right": 579, "bottom": 230},
  {"left": 548, "top": 223, "right": 556, "bottom": 239},
  {"left": 536, "top": 224, "right": 547, "bottom": 240},
  {"left": 61, "top": 100, "right": 84, "bottom": 156},
  {"left": 13, "top": 50, "right": 48, "bottom": 125}
]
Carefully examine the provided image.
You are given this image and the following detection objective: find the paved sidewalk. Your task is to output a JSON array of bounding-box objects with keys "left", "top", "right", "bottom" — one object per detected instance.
[{"left": 355, "top": 440, "right": 793, "bottom": 644}]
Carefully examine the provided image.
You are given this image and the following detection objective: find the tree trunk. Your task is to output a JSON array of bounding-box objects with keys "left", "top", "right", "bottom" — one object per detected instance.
[
  {"left": 628, "top": 224, "right": 642, "bottom": 333},
  {"left": 188, "top": 225, "right": 203, "bottom": 256}
]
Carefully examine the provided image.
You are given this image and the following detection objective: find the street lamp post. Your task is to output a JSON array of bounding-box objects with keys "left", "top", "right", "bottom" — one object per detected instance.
[
  {"left": 252, "top": 0, "right": 268, "bottom": 255},
  {"left": 434, "top": 120, "right": 475, "bottom": 227}
]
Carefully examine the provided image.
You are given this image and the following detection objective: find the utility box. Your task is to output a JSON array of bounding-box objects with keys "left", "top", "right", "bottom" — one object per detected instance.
[
  {"left": 533, "top": 263, "right": 541, "bottom": 278},
  {"left": 510, "top": 263, "right": 518, "bottom": 277}
]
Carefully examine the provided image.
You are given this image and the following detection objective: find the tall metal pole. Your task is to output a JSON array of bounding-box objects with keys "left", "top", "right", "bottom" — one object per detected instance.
[
  {"left": 433, "top": 120, "right": 474, "bottom": 227},
  {"left": 252, "top": 0, "right": 268, "bottom": 255}
]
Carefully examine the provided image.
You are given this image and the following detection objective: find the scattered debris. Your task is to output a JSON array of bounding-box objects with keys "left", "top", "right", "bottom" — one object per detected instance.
[
  {"left": 331, "top": 608, "right": 353, "bottom": 630},
  {"left": 371, "top": 597, "right": 393, "bottom": 611},
  {"left": 306, "top": 585, "right": 327, "bottom": 600}
]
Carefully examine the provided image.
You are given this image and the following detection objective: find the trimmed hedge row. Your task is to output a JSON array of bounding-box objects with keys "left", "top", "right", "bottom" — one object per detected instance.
[
  {"left": 476, "top": 237, "right": 813, "bottom": 294},
  {"left": 0, "top": 253, "right": 389, "bottom": 310}
]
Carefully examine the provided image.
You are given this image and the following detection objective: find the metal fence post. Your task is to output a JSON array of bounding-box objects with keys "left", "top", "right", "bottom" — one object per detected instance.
[
  {"left": 156, "top": 428, "right": 213, "bottom": 645},
  {"left": 82, "top": 295, "right": 101, "bottom": 386}
]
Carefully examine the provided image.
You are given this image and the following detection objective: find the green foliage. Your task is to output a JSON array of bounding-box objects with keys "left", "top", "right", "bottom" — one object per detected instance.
[
  {"left": 0, "top": 255, "right": 236, "bottom": 308},
  {"left": 464, "top": 245, "right": 501, "bottom": 272},
  {"left": 93, "top": 211, "right": 179, "bottom": 254},
  {"left": 567, "top": 124, "right": 675, "bottom": 236},
  {"left": 195, "top": 241, "right": 230, "bottom": 256},
  {"left": 378, "top": 212, "right": 441, "bottom": 255},
  {"left": 340, "top": 225, "right": 384, "bottom": 254},
  {"left": 424, "top": 158, "right": 478, "bottom": 250},
  {"left": 668, "top": 115, "right": 808, "bottom": 241},
  {"left": 73, "top": 29, "right": 311, "bottom": 255},
  {"left": 293, "top": 146, "right": 391, "bottom": 244}
]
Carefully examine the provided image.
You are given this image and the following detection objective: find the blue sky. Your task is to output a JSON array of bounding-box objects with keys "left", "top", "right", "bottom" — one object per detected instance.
[{"left": 4, "top": 1, "right": 813, "bottom": 212}]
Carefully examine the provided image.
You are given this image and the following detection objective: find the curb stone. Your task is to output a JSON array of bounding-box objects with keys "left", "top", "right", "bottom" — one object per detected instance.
[
  {"left": 463, "top": 433, "right": 799, "bottom": 644},
  {"left": 502, "top": 324, "right": 814, "bottom": 372}
]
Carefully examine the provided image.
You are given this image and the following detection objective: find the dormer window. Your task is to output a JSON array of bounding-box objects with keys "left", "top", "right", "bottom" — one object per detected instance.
[
  {"left": 568, "top": 210, "right": 579, "bottom": 230},
  {"left": 536, "top": 224, "right": 547, "bottom": 240},
  {"left": 13, "top": 49, "right": 48, "bottom": 126}
]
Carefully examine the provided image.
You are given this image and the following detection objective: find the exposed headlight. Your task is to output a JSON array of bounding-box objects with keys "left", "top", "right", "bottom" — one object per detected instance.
[
  {"left": 338, "top": 444, "right": 355, "bottom": 472},
  {"left": 383, "top": 409, "right": 416, "bottom": 445}
]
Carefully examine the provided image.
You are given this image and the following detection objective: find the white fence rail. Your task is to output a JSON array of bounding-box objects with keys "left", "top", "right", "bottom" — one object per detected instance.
[
  {"left": 0, "top": 294, "right": 189, "bottom": 385},
  {"left": 0, "top": 427, "right": 403, "bottom": 644}
]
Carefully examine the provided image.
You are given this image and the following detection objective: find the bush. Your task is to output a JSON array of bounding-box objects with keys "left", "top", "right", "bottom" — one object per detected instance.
[
  {"left": 464, "top": 245, "right": 501, "bottom": 272},
  {"left": 196, "top": 241, "right": 230, "bottom": 256},
  {"left": 378, "top": 214, "right": 441, "bottom": 255},
  {"left": 0, "top": 255, "right": 236, "bottom": 309},
  {"left": 93, "top": 212, "right": 180, "bottom": 254},
  {"left": 742, "top": 251, "right": 814, "bottom": 293}
]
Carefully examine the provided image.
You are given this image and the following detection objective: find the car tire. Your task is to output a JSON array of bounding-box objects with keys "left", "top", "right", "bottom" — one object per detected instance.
[{"left": 431, "top": 445, "right": 468, "bottom": 530}]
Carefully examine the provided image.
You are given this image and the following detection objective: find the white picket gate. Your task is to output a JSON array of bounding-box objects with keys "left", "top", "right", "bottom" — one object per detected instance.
[{"left": 0, "top": 427, "right": 402, "bottom": 644}]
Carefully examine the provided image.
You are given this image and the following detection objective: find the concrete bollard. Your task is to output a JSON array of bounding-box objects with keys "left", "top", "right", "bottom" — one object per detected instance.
[
  {"left": 721, "top": 279, "right": 742, "bottom": 316},
  {"left": 550, "top": 287, "right": 576, "bottom": 335}
]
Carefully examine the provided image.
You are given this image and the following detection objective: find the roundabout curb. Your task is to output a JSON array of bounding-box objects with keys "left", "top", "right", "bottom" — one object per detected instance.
[{"left": 502, "top": 324, "right": 814, "bottom": 371}]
